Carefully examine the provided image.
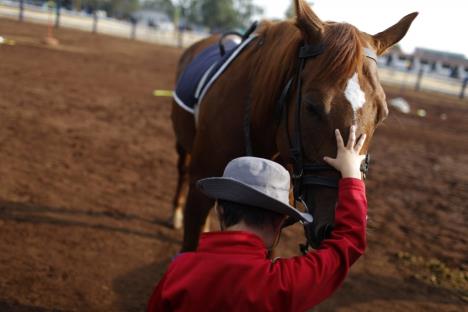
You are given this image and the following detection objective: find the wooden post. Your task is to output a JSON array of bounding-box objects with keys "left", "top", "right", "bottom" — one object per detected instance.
[
  {"left": 415, "top": 68, "right": 424, "bottom": 91},
  {"left": 130, "top": 18, "right": 137, "bottom": 40},
  {"left": 44, "top": 0, "right": 59, "bottom": 45},
  {"left": 75, "top": 0, "right": 81, "bottom": 12},
  {"left": 55, "top": 0, "right": 62, "bottom": 28},
  {"left": 177, "top": 28, "right": 184, "bottom": 48},
  {"left": 92, "top": 11, "right": 98, "bottom": 33},
  {"left": 460, "top": 77, "right": 468, "bottom": 99},
  {"left": 19, "top": 0, "right": 24, "bottom": 21},
  {"left": 55, "top": 0, "right": 61, "bottom": 28},
  {"left": 174, "top": 5, "right": 184, "bottom": 48},
  {"left": 48, "top": 2, "right": 53, "bottom": 38}
]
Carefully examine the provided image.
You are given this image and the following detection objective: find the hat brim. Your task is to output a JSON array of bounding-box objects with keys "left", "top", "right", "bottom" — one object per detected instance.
[{"left": 196, "top": 177, "right": 313, "bottom": 224}]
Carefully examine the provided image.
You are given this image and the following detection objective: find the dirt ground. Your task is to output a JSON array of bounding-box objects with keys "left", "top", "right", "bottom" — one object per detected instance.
[{"left": 0, "top": 19, "right": 466, "bottom": 311}]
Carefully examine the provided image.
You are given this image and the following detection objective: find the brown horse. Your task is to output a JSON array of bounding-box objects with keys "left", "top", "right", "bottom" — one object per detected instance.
[{"left": 171, "top": 0, "right": 417, "bottom": 252}]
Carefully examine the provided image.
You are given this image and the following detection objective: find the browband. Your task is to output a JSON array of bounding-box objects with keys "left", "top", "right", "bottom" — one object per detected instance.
[
  {"left": 299, "top": 44, "right": 377, "bottom": 62},
  {"left": 364, "top": 48, "right": 378, "bottom": 62},
  {"left": 299, "top": 44, "right": 326, "bottom": 59}
]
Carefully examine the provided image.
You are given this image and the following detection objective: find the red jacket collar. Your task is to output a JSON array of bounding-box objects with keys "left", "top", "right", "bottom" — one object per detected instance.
[{"left": 196, "top": 231, "right": 269, "bottom": 258}]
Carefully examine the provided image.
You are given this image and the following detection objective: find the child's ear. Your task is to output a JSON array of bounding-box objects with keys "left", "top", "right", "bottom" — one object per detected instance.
[
  {"left": 274, "top": 215, "right": 288, "bottom": 233},
  {"left": 215, "top": 201, "right": 223, "bottom": 216},
  {"left": 215, "top": 202, "right": 225, "bottom": 230}
]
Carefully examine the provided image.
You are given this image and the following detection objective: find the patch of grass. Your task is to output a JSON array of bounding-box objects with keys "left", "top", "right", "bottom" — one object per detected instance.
[{"left": 395, "top": 251, "right": 467, "bottom": 300}]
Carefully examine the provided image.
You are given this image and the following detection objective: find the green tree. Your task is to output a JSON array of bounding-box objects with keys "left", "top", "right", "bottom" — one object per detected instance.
[
  {"left": 141, "top": 0, "right": 175, "bottom": 18},
  {"left": 75, "top": 0, "right": 140, "bottom": 19},
  {"left": 184, "top": 0, "right": 262, "bottom": 31},
  {"left": 101, "top": 0, "right": 140, "bottom": 19},
  {"left": 234, "top": 0, "right": 263, "bottom": 29},
  {"left": 285, "top": 3, "right": 294, "bottom": 19},
  {"left": 193, "top": 0, "right": 236, "bottom": 31},
  {"left": 286, "top": 1, "right": 314, "bottom": 19}
]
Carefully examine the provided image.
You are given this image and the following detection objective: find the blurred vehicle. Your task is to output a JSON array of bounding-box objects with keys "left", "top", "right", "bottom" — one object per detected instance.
[{"left": 132, "top": 10, "right": 174, "bottom": 31}]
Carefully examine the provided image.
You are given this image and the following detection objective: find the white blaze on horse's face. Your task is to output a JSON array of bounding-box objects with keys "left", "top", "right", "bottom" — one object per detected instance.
[{"left": 344, "top": 72, "right": 366, "bottom": 117}]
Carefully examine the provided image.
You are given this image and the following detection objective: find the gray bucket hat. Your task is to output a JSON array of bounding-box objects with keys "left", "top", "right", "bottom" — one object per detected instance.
[{"left": 196, "top": 157, "right": 313, "bottom": 224}]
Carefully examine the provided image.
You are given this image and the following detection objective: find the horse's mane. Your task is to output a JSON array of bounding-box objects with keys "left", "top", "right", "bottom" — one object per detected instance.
[
  {"left": 251, "top": 21, "right": 302, "bottom": 112},
  {"left": 251, "top": 20, "right": 364, "bottom": 112}
]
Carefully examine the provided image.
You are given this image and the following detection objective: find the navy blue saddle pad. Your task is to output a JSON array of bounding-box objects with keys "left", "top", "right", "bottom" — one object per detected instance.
[{"left": 174, "top": 40, "right": 238, "bottom": 113}]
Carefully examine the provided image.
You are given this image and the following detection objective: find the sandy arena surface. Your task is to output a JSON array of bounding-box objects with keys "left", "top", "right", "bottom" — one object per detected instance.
[{"left": 0, "top": 19, "right": 467, "bottom": 311}]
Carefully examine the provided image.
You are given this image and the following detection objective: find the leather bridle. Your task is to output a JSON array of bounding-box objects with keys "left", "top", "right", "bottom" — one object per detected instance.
[
  {"left": 277, "top": 42, "right": 376, "bottom": 248},
  {"left": 230, "top": 23, "right": 377, "bottom": 249}
]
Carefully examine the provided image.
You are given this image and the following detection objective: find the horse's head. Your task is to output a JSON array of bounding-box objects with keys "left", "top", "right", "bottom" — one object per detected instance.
[{"left": 276, "top": 0, "right": 417, "bottom": 247}]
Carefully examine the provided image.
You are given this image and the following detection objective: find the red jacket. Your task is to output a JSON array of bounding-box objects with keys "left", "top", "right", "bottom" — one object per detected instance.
[{"left": 148, "top": 178, "right": 367, "bottom": 312}]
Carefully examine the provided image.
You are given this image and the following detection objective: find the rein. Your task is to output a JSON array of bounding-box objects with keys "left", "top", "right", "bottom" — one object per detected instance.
[{"left": 278, "top": 44, "right": 376, "bottom": 195}]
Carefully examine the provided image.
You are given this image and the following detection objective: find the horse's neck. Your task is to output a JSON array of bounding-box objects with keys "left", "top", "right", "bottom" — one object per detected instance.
[{"left": 249, "top": 27, "right": 300, "bottom": 158}]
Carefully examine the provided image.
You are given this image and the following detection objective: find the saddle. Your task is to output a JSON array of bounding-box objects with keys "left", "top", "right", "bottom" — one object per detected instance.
[{"left": 173, "top": 23, "right": 258, "bottom": 115}]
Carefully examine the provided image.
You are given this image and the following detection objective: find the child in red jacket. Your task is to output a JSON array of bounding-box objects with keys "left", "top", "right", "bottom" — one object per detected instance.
[{"left": 148, "top": 126, "right": 367, "bottom": 311}]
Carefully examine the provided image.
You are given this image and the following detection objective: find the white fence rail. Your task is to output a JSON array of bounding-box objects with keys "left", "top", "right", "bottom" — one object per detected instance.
[
  {"left": 0, "top": 2, "right": 206, "bottom": 48},
  {"left": 378, "top": 67, "right": 468, "bottom": 99}
]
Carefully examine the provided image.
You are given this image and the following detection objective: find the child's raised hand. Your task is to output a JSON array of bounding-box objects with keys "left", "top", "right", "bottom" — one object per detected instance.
[{"left": 323, "top": 126, "right": 367, "bottom": 180}]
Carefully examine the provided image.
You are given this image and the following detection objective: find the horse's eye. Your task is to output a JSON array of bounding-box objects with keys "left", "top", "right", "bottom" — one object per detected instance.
[{"left": 306, "top": 102, "right": 322, "bottom": 119}]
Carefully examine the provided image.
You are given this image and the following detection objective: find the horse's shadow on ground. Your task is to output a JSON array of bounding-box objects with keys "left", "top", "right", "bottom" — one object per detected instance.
[
  {"left": 0, "top": 199, "right": 179, "bottom": 244},
  {"left": 0, "top": 301, "right": 66, "bottom": 312},
  {"left": 112, "top": 258, "right": 172, "bottom": 311}
]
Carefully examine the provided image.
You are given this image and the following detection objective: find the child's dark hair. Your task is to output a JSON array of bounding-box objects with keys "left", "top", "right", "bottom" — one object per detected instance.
[{"left": 218, "top": 200, "right": 284, "bottom": 228}]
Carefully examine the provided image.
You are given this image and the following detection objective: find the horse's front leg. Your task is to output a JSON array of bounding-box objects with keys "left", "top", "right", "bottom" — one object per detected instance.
[
  {"left": 171, "top": 144, "right": 191, "bottom": 229},
  {"left": 181, "top": 181, "right": 214, "bottom": 252}
]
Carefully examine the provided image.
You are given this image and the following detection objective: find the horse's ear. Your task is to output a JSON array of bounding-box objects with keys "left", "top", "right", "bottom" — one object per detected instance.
[
  {"left": 294, "top": 0, "right": 324, "bottom": 42},
  {"left": 372, "top": 12, "right": 418, "bottom": 55}
]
